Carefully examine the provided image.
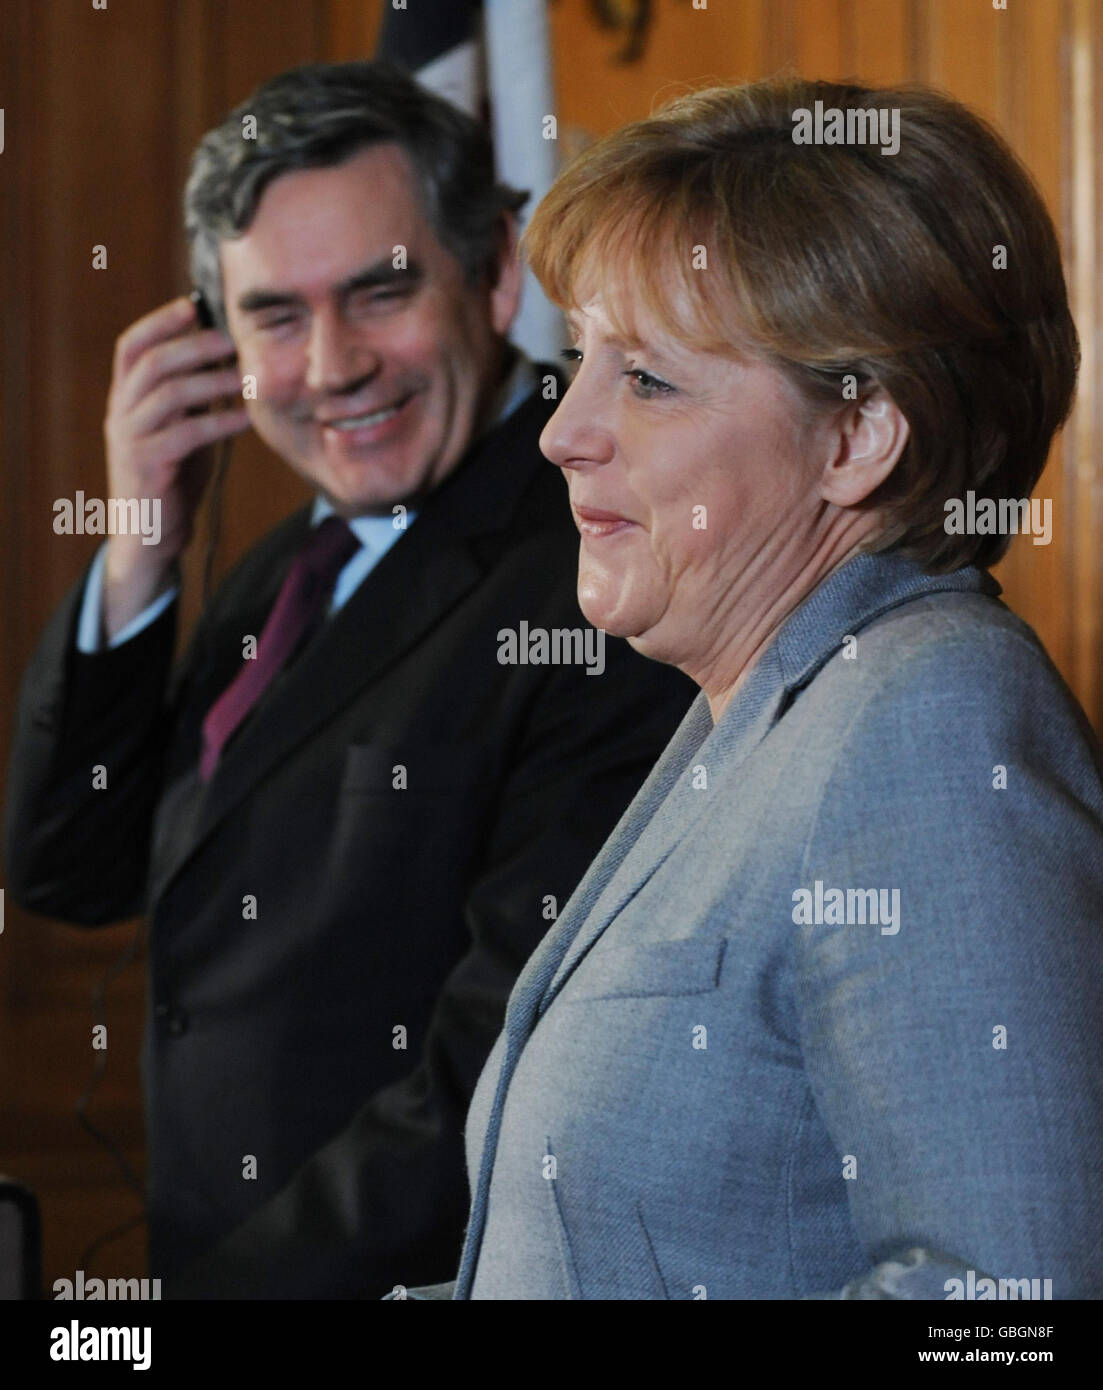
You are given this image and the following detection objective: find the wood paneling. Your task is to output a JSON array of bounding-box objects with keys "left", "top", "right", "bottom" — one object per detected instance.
[
  {"left": 1067, "top": 0, "right": 1103, "bottom": 727},
  {"left": 550, "top": 0, "right": 1103, "bottom": 729},
  {"left": 995, "top": 1, "right": 1069, "bottom": 677},
  {"left": 553, "top": 0, "right": 766, "bottom": 133},
  {"left": 2, "top": 0, "right": 1099, "bottom": 1292},
  {"left": 849, "top": 0, "right": 910, "bottom": 84},
  {"left": 795, "top": 0, "right": 845, "bottom": 77},
  {"left": 0, "top": 0, "right": 385, "bottom": 1291}
]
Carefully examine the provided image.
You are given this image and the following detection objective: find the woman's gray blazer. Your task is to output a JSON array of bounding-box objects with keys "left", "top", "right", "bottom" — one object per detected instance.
[{"left": 434, "top": 551, "right": 1103, "bottom": 1299}]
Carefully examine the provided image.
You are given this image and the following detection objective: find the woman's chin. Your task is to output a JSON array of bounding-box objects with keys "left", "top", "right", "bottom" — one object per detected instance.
[
  {"left": 577, "top": 589, "right": 634, "bottom": 639},
  {"left": 577, "top": 566, "right": 641, "bottom": 633}
]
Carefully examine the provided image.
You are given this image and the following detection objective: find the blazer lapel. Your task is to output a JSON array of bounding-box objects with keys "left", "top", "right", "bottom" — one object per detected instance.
[
  {"left": 187, "top": 531, "right": 484, "bottom": 852},
  {"left": 153, "top": 386, "right": 559, "bottom": 902},
  {"left": 521, "top": 692, "right": 714, "bottom": 1017},
  {"left": 537, "top": 645, "right": 793, "bottom": 1011},
  {"left": 454, "top": 651, "right": 792, "bottom": 1297},
  {"left": 456, "top": 552, "right": 1003, "bottom": 1295},
  {"left": 506, "top": 554, "right": 1000, "bottom": 1038}
]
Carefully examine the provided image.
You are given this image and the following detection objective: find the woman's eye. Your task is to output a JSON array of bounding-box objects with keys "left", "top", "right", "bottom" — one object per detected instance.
[
  {"left": 626, "top": 369, "right": 674, "bottom": 399},
  {"left": 559, "top": 347, "right": 583, "bottom": 366}
]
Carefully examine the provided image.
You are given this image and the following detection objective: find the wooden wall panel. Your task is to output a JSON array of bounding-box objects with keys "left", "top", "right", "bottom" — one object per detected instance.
[
  {"left": 995, "top": 0, "right": 1070, "bottom": 679},
  {"left": 726, "top": 0, "right": 770, "bottom": 83},
  {"left": 1066, "top": 0, "right": 1103, "bottom": 724},
  {"left": 175, "top": 2, "right": 328, "bottom": 637},
  {"left": 548, "top": 0, "right": 1102, "bottom": 730},
  {"left": 848, "top": 0, "right": 910, "bottom": 84},
  {"left": 552, "top": 0, "right": 769, "bottom": 135},
  {"left": 2, "top": 0, "right": 1099, "bottom": 1294},
  {"left": 2, "top": 0, "right": 191, "bottom": 1289},
  {"left": 923, "top": 0, "right": 1004, "bottom": 121},
  {"left": 794, "top": 0, "right": 846, "bottom": 77},
  {"left": 324, "top": 0, "right": 384, "bottom": 59},
  {"left": 0, "top": 0, "right": 385, "bottom": 1290}
]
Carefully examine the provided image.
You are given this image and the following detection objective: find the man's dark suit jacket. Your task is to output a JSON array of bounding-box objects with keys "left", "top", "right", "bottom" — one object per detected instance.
[{"left": 3, "top": 382, "right": 695, "bottom": 1298}]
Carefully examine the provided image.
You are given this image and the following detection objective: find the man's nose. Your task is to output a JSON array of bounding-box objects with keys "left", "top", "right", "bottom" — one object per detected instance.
[{"left": 304, "top": 307, "right": 380, "bottom": 395}]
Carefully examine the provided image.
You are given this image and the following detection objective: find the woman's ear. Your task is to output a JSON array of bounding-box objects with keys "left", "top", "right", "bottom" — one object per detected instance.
[
  {"left": 488, "top": 212, "right": 523, "bottom": 338},
  {"left": 817, "top": 389, "right": 910, "bottom": 508}
]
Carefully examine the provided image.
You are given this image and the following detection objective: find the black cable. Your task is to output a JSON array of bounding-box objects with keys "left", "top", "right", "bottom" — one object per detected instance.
[
  {"left": 202, "top": 438, "right": 233, "bottom": 605},
  {"left": 73, "top": 345, "right": 236, "bottom": 1274},
  {"left": 74, "top": 916, "right": 148, "bottom": 1272}
]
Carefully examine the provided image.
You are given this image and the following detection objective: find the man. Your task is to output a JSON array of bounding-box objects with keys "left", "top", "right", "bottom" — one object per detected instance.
[{"left": 3, "top": 62, "right": 693, "bottom": 1298}]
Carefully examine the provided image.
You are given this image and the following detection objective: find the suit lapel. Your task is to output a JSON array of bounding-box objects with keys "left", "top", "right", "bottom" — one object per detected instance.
[
  {"left": 184, "top": 530, "right": 484, "bottom": 861},
  {"left": 456, "top": 554, "right": 1002, "bottom": 1295},
  {"left": 525, "top": 560, "right": 1001, "bottom": 1008},
  {"left": 454, "top": 652, "right": 791, "bottom": 1297},
  {"left": 516, "top": 693, "right": 714, "bottom": 1019},
  {"left": 501, "top": 557, "right": 999, "bottom": 1042},
  {"left": 153, "top": 385, "right": 560, "bottom": 902},
  {"left": 535, "top": 644, "right": 791, "bottom": 1012}
]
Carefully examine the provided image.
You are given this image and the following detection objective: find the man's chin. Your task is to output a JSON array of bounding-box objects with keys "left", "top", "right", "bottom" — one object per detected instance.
[{"left": 306, "top": 463, "right": 421, "bottom": 517}]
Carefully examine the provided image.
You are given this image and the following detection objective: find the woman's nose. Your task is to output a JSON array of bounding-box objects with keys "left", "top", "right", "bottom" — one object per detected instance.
[{"left": 539, "top": 378, "right": 615, "bottom": 472}]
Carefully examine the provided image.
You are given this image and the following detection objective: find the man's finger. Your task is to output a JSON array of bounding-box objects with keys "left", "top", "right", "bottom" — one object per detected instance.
[
  {"left": 114, "top": 329, "right": 237, "bottom": 416},
  {"left": 129, "top": 368, "right": 244, "bottom": 437},
  {"left": 137, "top": 407, "right": 251, "bottom": 472},
  {"left": 112, "top": 296, "right": 198, "bottom": 379}
]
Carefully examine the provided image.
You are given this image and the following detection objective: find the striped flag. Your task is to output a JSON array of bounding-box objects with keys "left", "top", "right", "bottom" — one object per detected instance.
[{"left": 378, "top": 0, "right": 563, "bottom": 360}]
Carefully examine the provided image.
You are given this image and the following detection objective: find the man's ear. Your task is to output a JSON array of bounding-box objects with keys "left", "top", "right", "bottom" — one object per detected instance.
[
  {"left": 817, "top": 389, "right": 909, "bottom": 508},
  {"left": 487, "top": 212, "right": 523, "bottom": 337}
]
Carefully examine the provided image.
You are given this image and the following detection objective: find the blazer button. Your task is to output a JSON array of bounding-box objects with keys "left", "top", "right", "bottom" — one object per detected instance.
[{"left": 155, "top": 1004, "right": 188, "bottom": 1036}]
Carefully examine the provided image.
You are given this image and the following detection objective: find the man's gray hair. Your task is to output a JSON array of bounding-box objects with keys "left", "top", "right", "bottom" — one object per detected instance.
[{"left": 184, "top": 60, "right": 527, "bottom": 328}]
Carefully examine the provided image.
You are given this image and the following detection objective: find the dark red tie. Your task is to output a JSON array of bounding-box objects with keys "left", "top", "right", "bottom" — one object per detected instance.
[{"left": 200, "top": 516, "right": 360, "bottom": 781}]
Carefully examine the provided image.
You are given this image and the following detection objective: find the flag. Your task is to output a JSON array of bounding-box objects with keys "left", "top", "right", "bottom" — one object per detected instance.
[{"left": 378, "top": 0, "right": 563, "bottom": 360}]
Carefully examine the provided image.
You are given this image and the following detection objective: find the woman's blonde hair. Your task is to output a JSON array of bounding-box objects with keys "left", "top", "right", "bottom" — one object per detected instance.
[{"left": 525, "top": 78, "right": 1079, "bottom": 571}]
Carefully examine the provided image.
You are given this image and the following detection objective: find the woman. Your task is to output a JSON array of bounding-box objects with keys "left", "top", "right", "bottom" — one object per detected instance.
[{"left": 406, "top": 78, "right": 1103, "bottom": 1299}]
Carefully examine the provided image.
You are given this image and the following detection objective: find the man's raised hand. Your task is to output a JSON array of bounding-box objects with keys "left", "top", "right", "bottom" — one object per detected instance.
[{"left": 101, "top": 295, "right": 250, "bottom": 639}]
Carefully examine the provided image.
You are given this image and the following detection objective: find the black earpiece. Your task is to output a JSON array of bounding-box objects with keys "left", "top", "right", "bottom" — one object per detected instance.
[{"left": 190, "top": 287, "right": 215, "bottom": 330}]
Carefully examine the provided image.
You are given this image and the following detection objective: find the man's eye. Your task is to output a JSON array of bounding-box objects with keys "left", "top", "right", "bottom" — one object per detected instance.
[
  {"left": 258, "top": 315, "right": 298, "bottom": 332},
  {"left": 350, "top": 287, "right": 408, "bottom": 309},
  {"left": 559, "top": 347, "right": 582, "bottom": 365},
  {"left": 626, "top": 369, "right": 674, "bottom": 399}
]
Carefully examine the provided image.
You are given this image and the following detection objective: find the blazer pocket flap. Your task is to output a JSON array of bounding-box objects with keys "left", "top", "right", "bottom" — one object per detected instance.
[
  {"left": 566, "top": 936, "right": 727, "bottom": 1002},
  {"left": 341, "top": 739, "right": 481, "bottom": 795}
]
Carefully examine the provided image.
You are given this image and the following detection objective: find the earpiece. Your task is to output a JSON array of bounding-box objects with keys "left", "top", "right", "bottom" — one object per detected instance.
[{"left": 190, "top": 287, "right": 215, "bottom": 330}]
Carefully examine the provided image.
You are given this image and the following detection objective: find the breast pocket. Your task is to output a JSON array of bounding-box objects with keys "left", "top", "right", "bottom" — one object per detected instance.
[
  {"left": 339, "top": 739, "right": 483, "bottom": 797},
  {"left": 563, "top": 936, "right": 728, "bottom": 1002},
  {"left": 328, "top": 738, "right": 490, "bottom": 914}
]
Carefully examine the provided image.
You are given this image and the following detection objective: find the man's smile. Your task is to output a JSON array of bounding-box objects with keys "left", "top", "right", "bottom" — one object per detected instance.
[{"left": 314, "top": 390, "right": 419, "bottom": 447}]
